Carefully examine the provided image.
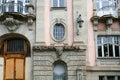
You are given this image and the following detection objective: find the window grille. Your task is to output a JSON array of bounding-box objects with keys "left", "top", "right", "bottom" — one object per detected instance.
[
  {"left": 53, "top": 24, "right": 65, "bottom": 41},
  {"left": 7, "top": 39, "right": 24, "bottom": 52}
]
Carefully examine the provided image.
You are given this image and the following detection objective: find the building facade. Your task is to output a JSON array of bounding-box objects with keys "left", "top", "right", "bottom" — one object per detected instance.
[{"left": 0, "top": 0, "right": 119, "bottom": 80}]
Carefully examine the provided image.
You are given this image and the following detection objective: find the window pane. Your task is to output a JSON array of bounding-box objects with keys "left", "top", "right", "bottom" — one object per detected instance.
[
  {"left": 98, "top": 45, "right": 102, "bottom": 57},
  {"left": 9, "top": 1, "right": 14, "bottom": 12},
  {"left": 115, "top": 45, "right": 119, "bottom": 57},
  {"left": 7, "top": 39, "right": 24, "bottom": 52},
  {"left": 96, "top": 1, "right": 100, "bottom": 11},
  {"left": 97, "top": 37, "right": 102, "bottom": 44},
  {"left": 2, "top": 0, "right": 6, "bottom": 3},
  {"left": 118, "top": 76, "right": 120, "bottom": 80},
  {"left": 109, "top": 44, "right": 113, "bottom": 57},
  {"left": 2, "top": 4, "right": 6, "bottom": 12},
  {"left": 102, "top": 1, "right": 109, "bottom": 11},
  {"left": 60, "top": 0, "right": 64, "bottom": 7},
  {"left": 17, "top": 1, "right": 23, "bottom": 13},
  {"left": 53, "top": 63, "right": 66, "bottom": 80},
  {"left": 25, "top": 0, "right": 30, "bottom": 3},
  {"left": 104, "top": 44, "right": 108, "bottom": 57},
  {"left": 53, "top": 0, "right": 58, "bottom": 7},
  {"left": 99, "top": 76, "right": 105, "bottom": 80},
  {"left": 107, "top": 76, "right": 115, "bottom": 80}
]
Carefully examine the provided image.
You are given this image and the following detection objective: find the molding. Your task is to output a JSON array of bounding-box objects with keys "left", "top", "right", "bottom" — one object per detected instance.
[
  {"left": 32, "top": 45, "right": 86, "bottom": 52},
  {"left": 86, "top": 66, "right": 120, "bottom": 72}
]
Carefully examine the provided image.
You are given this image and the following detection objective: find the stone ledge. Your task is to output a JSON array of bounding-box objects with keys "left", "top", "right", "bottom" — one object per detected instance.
[
  {"left": 86, "top": 66, "right": 120, "bottom": 72},
  {"left": 33, "top": 45, "right": 86, "bottom": 52}
]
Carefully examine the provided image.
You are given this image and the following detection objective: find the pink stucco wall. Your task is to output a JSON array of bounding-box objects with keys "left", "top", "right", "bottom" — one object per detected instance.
[
  {"left": 67, "top": 0, "right": 73, "bottom": 46},
  {"left": 87, "top": 0, "right": 96, "bottom": 66},
  {"left": 44, "top": 0, "right": 50, "bottom": 46}
]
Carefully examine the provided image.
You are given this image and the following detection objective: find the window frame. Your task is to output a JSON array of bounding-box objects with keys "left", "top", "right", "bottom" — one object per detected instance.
[
  {"left": 51, "top": 22, "right": 67, "bottom": 42},
  {"left": 53, "top": 61, "right": 67, "bottom": 80},
  {"left": 97, "top": 35, "right": 120, "bottom": 58},
  {"left": 52, "top": 0, "right": 65, "bottom": 7}
]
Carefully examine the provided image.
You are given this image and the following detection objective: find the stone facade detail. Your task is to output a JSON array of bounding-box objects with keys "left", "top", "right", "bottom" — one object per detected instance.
[{"left": 32, "top": 45, "right": 86, "bottom": 80}]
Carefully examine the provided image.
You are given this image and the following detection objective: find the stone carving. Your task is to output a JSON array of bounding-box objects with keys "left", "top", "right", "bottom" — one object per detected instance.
[
  {"left": 55, "top": 46, "right": 63, "bottom": 59},
  {"left": 32, "top": 45, "right": 85, "bottom": 52},
  {"left": 2, "top": 17, "right": 22, "bottom": 32}
]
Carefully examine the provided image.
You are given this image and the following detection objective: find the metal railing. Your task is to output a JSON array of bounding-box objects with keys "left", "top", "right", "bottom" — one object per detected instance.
[
  {"left": 0, "top": 3, "right": 28, "bottom": 14},
  {"left": 97, "top": 6, "right": 118, "bottom": 17}
]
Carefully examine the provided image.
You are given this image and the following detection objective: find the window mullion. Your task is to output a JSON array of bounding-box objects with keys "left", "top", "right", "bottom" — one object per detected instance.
[
  {"left": 113, "top": 37, "right": 115, "bottom": 57},
  {"left": 102, "top": 37, "right": 104, "bottom": 57}
]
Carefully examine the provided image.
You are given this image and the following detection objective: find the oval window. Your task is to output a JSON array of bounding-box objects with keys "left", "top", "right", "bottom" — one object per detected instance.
[{"left": 53, "top": 24, "right": 65, "bottom": 41}]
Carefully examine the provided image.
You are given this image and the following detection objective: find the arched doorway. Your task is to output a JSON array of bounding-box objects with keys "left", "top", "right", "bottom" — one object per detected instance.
[{"left": 0, "top": 34, "right": 30, "bottom": 80}]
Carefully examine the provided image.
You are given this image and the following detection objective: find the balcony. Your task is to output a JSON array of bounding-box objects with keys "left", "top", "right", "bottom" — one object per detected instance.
[
  {"left": 0, "top": 2, "right": 35, "bottom": 31},
  {"left": 96, "top": 6, "right": 118, "bottom": 17}
]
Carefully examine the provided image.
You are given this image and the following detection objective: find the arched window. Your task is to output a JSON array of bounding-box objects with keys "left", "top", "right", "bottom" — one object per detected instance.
[
  {"left": 53, "top": 23, "right": 65, "bottom": 41},
  {"left": 53, "top": 61, "right": 67, "bottom": 80}
]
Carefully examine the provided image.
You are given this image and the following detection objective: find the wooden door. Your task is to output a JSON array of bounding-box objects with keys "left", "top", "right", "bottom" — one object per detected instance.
[
  {"left": 4, "top": 58, "right": 24, "bottom": 80},
  {"left": 3, "top": 38, "right": 27, "bottom": 80}
]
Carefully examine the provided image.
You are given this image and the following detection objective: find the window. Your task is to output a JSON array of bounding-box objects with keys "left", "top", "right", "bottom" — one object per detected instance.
[
  {"left": 25, "top": 0, "right": 30, "bottom": 3},
  {"left": 96, "top": 0, "right": 117, "bottom": 11},
  {"left": 53, "top": 0, "right": 65, "bottom": 7},
  {"left": 95, "top": 0, "right": 117, "bottom": 16},
  {"left": 1, "top": 0, "right": 29, "bottom": 14},
  {"left": 99, "top": 76, "right": 119, "bottom": 80},
  {"left": 97, "top": 36, "right": 120, "bottom": 57},
  {"left": 53, "top": 61, "right": 67, "bottom": 80},
  {"left": 7, "top": 39, "right": 24, "bottom": 52},
  {"left": 17, "top": 1, "right": 23, "bottom": 13},
  {"left": 9, "top": 1, "right": 14, "bottom": 12},
  {"left": 53, "top": 23, "right": 65, "bottom": 41}
]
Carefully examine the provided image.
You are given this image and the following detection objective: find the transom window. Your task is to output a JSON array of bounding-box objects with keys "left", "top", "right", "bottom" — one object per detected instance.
[
  {"left": 95, "top": 0, "right": 117, "bottom": 17},
  {"left": 7, "top": 39, "right": 24, "bottom": 52},
  {"left": 53, "top": 61, "right": 67, "bottom": 80},
  {"left": 53, "top": 0, "right": 65, "bottom": 7},
  {"left": 97, "top": 36, "right": 120, "bottom": 57},
  {"left": 53, "top": 23, "right": 65, "bottom": 41}
]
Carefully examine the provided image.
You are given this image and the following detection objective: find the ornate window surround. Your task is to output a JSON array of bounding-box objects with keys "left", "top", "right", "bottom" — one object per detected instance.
[{"left": 50, "top": 18, "right": 67, "bottom": 42}]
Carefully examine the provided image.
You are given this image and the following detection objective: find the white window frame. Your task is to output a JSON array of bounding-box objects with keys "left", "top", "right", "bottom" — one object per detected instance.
[
  {"left": 53, "top": 23, "right": 65, "bottom": 41},
  {"left": 1, "top": 0, "right": 29, "bottom": 14},
  {"left": 97, "top": 36, "right": 120, "bottom": 58},
  {"left": 95, "top": 0, "right": 118, "bottom": 17},
  {"left": 52, "top": 0, "right": 65, "bottom": 7}
]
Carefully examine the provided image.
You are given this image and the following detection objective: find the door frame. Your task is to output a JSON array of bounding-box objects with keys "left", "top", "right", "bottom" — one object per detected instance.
[{"left": 3, "top": 38, "right": 27, "bottom": 80}]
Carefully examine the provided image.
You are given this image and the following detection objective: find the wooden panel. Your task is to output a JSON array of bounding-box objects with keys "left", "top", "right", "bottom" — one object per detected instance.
[
  {"left": 5, "top": 58, "right": 14, "bottom": 79},
  {"left": 15, "top": 59, "right": 24, "bottom": 79}
]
